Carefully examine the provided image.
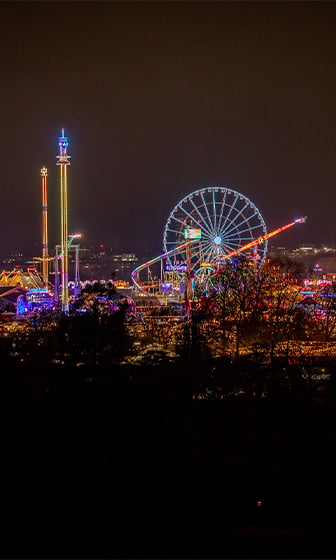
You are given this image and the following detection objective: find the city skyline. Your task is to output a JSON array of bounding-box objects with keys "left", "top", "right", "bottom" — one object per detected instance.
[{"left": 1, "top": 2, "right": 336, "bottom": 256}]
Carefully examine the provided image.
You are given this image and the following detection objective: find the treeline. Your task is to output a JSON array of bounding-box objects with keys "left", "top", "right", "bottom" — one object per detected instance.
[{"left": 1, "top": 258, "right": 336, "bottom": 401}]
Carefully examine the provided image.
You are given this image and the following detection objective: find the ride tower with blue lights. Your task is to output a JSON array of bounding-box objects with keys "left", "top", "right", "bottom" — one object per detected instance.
[{"left": 56, "top": 129, "right": 71, "bottom": 313}]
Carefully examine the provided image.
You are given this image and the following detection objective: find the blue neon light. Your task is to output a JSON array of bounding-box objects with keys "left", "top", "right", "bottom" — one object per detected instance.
[{"left": 164, "top": 264, "right": 187, "bottom": 272}]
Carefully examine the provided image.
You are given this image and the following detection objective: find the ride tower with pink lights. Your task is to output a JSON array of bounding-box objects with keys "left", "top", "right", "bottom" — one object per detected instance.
[{"left": 40, "top": 165, "right": 49, "bottom": 288}]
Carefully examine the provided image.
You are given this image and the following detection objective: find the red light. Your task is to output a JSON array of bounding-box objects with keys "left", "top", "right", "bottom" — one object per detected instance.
[{"left": 100, "top": 244, "right": 104, "bottom": 248}]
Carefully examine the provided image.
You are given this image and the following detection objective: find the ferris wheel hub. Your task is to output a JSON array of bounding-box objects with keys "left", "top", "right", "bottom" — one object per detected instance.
[{"left": 213, "top": 236, "right": 222, "bottom": 245}]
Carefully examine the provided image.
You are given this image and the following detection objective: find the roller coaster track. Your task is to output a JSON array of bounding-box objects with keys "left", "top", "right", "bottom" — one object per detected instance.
[
  {"left": 131, "top": 217, "right": 307, "bottom": 295},
  {"left": 0, "top": 286, "right": 23, "bottom": 298}
]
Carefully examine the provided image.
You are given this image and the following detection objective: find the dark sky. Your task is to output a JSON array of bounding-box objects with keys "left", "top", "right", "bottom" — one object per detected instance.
[{"left": 1, "top": 1, "right": 336, "bottom": 256}]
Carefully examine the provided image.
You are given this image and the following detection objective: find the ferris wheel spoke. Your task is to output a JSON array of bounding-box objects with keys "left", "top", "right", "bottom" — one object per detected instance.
[
  {"left": 220, "top": 211, "right": 253, "bottom": 238},
  {"left": 166, "top": 227, "right": 186, "bottom": 237},
  {"left": 165, "top": 242, "right": 185, "bottom": 253},
  {"left": 201, "top": 243, "right": 220, "bottom": 263},
  {"left": 210, "top": 244, "right": 224, "bottom": 262},
  {"left": 220, "top": 210, "right": 260, "bottom": 238},
  {"left": 219, "top": 201, "right": 250, "bottom": 238},
  {"left": 199, "top": 242, "right": 212, "bottom": 259},
  {"left": 177, "top": 203, "right": 210, "bottom": 238},
  {"left": 221, "top": 232, "right": 246, "bottom": 243},
  {"left": 218, "top": 192, "right": 240, "bottom": 237},
  {"left": 199, "top": 242, "right": 210, "bottom": 263},
  {"left": 212, "top": 190, "right": 217, "bottom": 230},
  {"left": 225, "top": 222, "right": 266, "bottom": 239},
  {"left": 172, "top": 251, "right": 186, "bottom": 266},
  {"left": 224, "top": 235, "right": 256, "bottom": 242},
  {"left": 191, "top": 258, "right": 203, "bottom": 273},
  {"left": 197, "top": 242, "right": 206, "bottom": 261},
  {"left": 221, "top": 240, "right": 241, "bottom": 252},
  {"left": 200, "top": 191, "right": 214, "bottom": 234},
  {"left": 165, "top": 242, "right": 185, "bottom": 252},
  {"left": 221, "top": 239, "right": 241, "bottom": 249},
  {"left": 188, "top": 197, "right": 213, "bottom": 237},
  {"left": 220, "top": 219, "right": 256, "bottom": 241},
  {"left": 217, "top": 189, "right": 229, "bottom": 233},
  {"left": 168, "top": 215, "right": 190, "bottom": 231},
  {"left": 201, "top": 242, "right": 215, "bottom": 263},
  {"left": 218, "top": 216, "right": 241, "bottom": 240}
]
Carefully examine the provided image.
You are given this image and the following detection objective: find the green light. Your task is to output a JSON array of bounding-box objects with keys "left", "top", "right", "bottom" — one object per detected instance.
[{"left": 184, "top": 228, "right": 202, "bottom": 239}]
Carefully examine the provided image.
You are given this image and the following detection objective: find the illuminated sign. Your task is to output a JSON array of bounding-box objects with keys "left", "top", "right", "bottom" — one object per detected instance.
[
  {"left": 27, "top": 288, "right": 49, "bottom": 293},
  {"left": 200, "top": 262, "right": 215, "bottom": 268},
  {"left": 164, "top": 263, "right": 187, "bottom": 272},
  {"left": 184, "top": 228, "right": 201, "bottom": 239}
]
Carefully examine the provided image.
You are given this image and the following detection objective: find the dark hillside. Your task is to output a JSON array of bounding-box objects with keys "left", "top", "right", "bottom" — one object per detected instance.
[{"left": 1, "top": 364, "right": 336, "bottom": 558}]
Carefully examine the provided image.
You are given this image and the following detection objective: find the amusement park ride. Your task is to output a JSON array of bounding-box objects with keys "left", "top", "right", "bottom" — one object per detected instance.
[
  {"left": 131, "top": 187, "right": 306, "bottom": 315},
  {"left": 12, "top": 129, "right": 78, "bottom": 315},
  {"left": 2, "top": 129, "right": 307, "bottom": 317}
]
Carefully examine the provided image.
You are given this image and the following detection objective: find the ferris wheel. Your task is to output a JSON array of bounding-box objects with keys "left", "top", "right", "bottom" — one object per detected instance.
[{"left": 163, "top": 186, "right": 268, "bottom": 279}]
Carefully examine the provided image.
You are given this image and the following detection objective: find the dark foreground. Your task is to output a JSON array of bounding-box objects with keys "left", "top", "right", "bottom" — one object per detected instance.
[{"left": 1, "top": 366, "right": 336, "bottom": 559}]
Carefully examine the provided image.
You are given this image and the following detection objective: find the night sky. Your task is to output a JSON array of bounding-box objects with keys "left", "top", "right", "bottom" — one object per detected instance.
[{"left": 1, "top": 1, "right": 336, "bottom": 257}]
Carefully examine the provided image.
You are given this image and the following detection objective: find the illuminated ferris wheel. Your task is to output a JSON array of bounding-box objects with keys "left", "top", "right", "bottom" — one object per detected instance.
[{"left": 163, "top": 186, "right": 268, "bottom": 278}]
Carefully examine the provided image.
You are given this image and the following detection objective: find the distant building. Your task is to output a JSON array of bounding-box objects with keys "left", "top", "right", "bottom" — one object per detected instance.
[{"left": 76, "top": 246, "right": 139, "bottom": 281}]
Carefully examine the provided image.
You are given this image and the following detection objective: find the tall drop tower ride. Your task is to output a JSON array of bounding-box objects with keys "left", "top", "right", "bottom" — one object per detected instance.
[
  {"left": 41, "top": 166, "right": 49, "bottom": 288},
  {"left": 56, "top": 128, "right": 71, "bottom": 313}
]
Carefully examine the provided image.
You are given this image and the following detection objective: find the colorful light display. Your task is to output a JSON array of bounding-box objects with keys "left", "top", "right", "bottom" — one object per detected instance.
[
  {"left": 164, "top": 187, "right": 269, "bottom": 273},
  {"left": 184, "top": 228, "right": 202, "bottom": 239},
  {"left": 132, "top": 213, "right": 307, "bottom": 310},
  {"left": 214, "top": 217, "right": 307, "bottom": 262},
  {"left": 40, "top": 166, "right": 49, "bottom": 288},
  {"left": 56, "top": 129, "right": 71, "bottom": 313},
  {"left": 164, "top": 263, "right": 188, "bottom": 271},
  {"left": 16, "top": 289, "right": 55, "bottom": 315},
  {"left": 160, "top": 282, "right": 173, "bottom": 294}
]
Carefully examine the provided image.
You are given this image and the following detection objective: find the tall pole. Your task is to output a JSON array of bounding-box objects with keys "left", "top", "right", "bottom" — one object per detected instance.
[
  {"left": 54, "top": 250, "right": 60, "bottom": 305},
  {"left": 74, "top": 244, "right": 80, "bottom": 299},
  {"left": 184, "top": 237, "right": 192, "bottom": 318},
  {"left": 41, "top": 166, "right": 49, "bottom": 288},
  {"left": 56, "top": 129, "right": 71, "bottom": 313}
]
